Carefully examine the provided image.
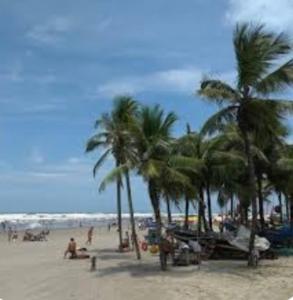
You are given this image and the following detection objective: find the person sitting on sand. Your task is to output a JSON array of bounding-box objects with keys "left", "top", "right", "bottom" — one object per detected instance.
[
  {"left": 23, "top": 230, "right": 33, "bottom": 241},
  {"left": 120, "top": 231, "right": 130, "bottom": 251},
  {"left": 64, "top": 238, "right": 77, "bottom": 259},
  {"left": 86, "top": 226, "right": 94, "bottom": 245}
]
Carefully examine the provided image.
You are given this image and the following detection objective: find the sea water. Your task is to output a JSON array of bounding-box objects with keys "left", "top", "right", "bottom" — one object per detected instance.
[{"left": 0, "top": 213, "right": 154, "bottom": 231}]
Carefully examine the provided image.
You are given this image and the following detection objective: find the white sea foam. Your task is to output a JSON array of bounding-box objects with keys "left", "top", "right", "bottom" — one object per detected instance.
[
  {"left": 0, "top": 213, "right": 155, "bottom": 230},
  {"left": 0, "top": 212, "right": 154, "bottom": 222}
]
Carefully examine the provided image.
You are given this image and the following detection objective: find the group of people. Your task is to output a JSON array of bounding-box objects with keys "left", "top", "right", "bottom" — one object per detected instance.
[
  {"left": 64, "top": 226, "right": 94, "bottom": 259},
  {"left": 23, "top": 229, "right": 50, "bottom": 241}
]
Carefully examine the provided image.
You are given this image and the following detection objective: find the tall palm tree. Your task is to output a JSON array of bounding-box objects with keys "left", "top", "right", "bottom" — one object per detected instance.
[
  {"left": 96, "top": 104, "right": 192, "bottom": 269},
  {"left": 86, "top": 111, "right": 124, "bottom": 250},
  {"left": 173, "top": 128, "right": 209, "bottom": 231},
  {"left": 134, "top": 105, "right": 192, "bottom": 270},
  {"left": 86, "top": 96, "right": 141, "bottom": 259},
  {"left": 198, "top": 23, "right": 293, "bottom": 266}
]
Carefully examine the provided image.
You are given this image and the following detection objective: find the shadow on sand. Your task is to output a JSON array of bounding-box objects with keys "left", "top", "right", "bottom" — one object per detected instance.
[
  {"left": 92, "top": 248, "right": 287, "bottom": 279},
  {"left": 94, "top": 248, "right": 200, "bottom": 278}
]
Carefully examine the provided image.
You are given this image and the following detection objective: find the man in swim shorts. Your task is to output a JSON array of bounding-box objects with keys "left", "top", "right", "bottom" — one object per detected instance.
[{"left": 64, "top": 238, "right": 77, "bottom": 259}]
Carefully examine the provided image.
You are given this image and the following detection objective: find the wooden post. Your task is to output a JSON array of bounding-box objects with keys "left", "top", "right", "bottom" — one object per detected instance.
[{"left": 90, "top": 256, "right": 96, "bottom": 271}]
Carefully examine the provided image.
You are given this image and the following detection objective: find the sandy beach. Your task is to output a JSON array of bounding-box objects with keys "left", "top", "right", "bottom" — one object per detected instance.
[{"left": 0, "top": 227, "right": 292, "bottom": 300}]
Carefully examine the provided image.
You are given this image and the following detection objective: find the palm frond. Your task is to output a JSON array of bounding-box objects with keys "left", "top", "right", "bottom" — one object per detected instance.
[
  {"left": 163, "top": 167, "right": 192, "bottom": 190},
  {"left": 86, "top": 135, "right": 108, "bottom": 152},
  {"left": 198, "top": 80, "right": 240, "bottom": 104},
  {"left": 99, "top": 164, "right": 128, "bottom": 192},
  {"left": 276, "top": 158, "right": 293, "bottom": 171},
  {"left": 251, "top": 145, "right": 269, "bottom": 164},
  {"left": 200, "top": 106, "right": 237, "bottom": 136},
  {"left": 256, "top": 59, "right": 293, "bottom": 94},
  {"left": 139, "top": 159, "right": 164, "bottom": 179},
  {"left": 112, "top": 95, "right": 139, "bottom": 123},
  {"left": 168, "top": 155, "right": 204, "bottom": 172},
  {"left": 263, "top": 99, "right": 293, "bottom": 114},
  {"left": 93, "top": 149, "right": 111, "bottom": 177},
  {"left": 234, "top": 23, "right": 291, "bottom": 88},
  {"left": 207, "top": 150, "right": 246, "bottom": 165}
]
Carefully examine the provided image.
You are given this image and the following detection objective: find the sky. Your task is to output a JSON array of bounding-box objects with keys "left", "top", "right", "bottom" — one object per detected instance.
[{"left": 1, "top": 0, "right": 293, "bottom": 213}]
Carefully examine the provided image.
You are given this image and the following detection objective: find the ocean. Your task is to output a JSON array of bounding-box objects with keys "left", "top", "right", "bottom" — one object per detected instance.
[{"left": 0, "top": 213, "right": 154, "bottom": 230}]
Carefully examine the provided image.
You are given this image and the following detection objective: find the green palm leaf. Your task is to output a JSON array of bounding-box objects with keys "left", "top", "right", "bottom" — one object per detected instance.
[
  {"left": 200, "top": 106, "right": 237, "bottom": 136},
  {"left": 99, "top": 164, "right": 128, "bottom": 192},
  {"left": 93, "top": 149, "right": 111, "bottom": 177},
  {"left": 198, "top": 80, "right": 240, "bottom": 103},
  {"left": 256, "top": 59, "right": 293, "bottom": 94}
]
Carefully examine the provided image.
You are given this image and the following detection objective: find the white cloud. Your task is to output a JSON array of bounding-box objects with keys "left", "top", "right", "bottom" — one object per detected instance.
[
  {"left": 27, "top": 172, "right": 67, "bottom": 179},
  {"left": 226, "top": 0, "right": 293, "bottom": 31},
  {"left": 0, "top": 157, "right": 94, "bottom": 184},
  {"left": 96, "top": 67, "right": 236, "bottom": 99},
  {"left": 96, "top": 67, "right": 203, "bottom": 98},
  {"left": 26, "top": 16, "right": 73, "bottom": 45},
  {"left": 29, "top": 148, "right": 45, "bottom": 164},
  {"left": 0, "top": 60, "right": 57, "bottom": 85},
  {"left": 67, "top": 157, "right": 83, "bottom": 164}
]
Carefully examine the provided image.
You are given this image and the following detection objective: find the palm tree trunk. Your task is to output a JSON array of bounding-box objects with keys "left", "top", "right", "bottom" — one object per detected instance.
[
  {"left": 242, "top": 130, "right": 258, "bottom": 267},
  {"left": 244, "top": 206, "right": 248, "bottom": 226},
  {"left": 230, "top": 192, "right": 234, "bottom": 219},
  {"left": 199, "top": 187, "right": 209, "bottom": 232},
  {"left": 184, "top": 196, "right": 189, "bottom": 230},
  {"left": 116, "top": 163, "right": 123, "bottom": 251},
  {"left": 278, "top": 191, "right": 283, "bottom": 224},
  {"left": 125, "top": 171, "right": 141, "bottom": 260},
  {"left": 239, "top": 199, "right": 245, "bottom": 225},
  {"left": 285, "top": 193, "right": 290, "bottom": 222},
  {"left": 206, "top": 179, "right": 213, "bottom": 231},
  {"left": 166, "top": 195, "right": 172, "bottom": 224},
  {"left": 197, "top": 200, "right": 202, "bottom": 234},
  {"left": 148, "top": 180, "right": 167, "bottom": 271},
  {"left": 290, "top": 195, "right": 293, "bottom": 228},
  {"left": 257, "top": 174, "right": 265, "bottom": 230}
]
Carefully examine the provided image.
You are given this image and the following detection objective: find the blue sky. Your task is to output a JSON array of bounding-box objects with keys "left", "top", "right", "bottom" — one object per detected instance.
[{"left": 1, "top": 0, "right": 293, "bottom": 213}]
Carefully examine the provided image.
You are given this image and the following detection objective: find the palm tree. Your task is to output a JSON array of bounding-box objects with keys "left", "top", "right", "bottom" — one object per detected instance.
[
  {"left": 134, "top": 105, "right": 192, "bottom": 270},
  {"left": 272, "top": 143, "right": 293, "bottom": 224},
  {"left": 86, "top": 96, "right": 141, "bottom": 259},
  {"left": 96, "top": 104, "right": 192, "bottom": 269},
  {"left": 173, "top": 128, "right": 209, "bottom": 231},
  {"left": 86, "top": 112, "right": 124, "bottom": 250},
  {"left": 198, "top": 23, "right": 293, "bottom": 266}
]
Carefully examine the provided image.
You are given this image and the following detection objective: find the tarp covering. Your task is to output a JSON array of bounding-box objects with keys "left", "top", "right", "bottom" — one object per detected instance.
[{"left": 229, "top": 226, "right": 270, "bottom": 252}]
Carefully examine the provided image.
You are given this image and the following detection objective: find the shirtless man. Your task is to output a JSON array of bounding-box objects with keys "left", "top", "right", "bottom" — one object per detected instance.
[
  {"left": 64, "top": 238, "right": 77, "bottom": 259},
  {"left": 86, "top": 227, "right": 94, "bottom": 245}
]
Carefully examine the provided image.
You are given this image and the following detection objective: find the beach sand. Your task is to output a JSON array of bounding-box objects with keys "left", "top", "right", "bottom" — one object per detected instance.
[{"left": 0, "top": 227, "right": 292, "bottom": 300}]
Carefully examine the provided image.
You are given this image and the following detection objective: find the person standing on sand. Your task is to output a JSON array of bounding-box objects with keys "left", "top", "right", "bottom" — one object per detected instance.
[
  {"left": 86, "top": 226, "right": 94, "bottom": 245},
  {"left": 12, "top": 230, "right": 18, "bottom": 242},
  {"left": 7, "top": 226, "right": 12, "bottom": 242},
  {"left": 1, "top": 221, "right": 6, "bottom": 232}
]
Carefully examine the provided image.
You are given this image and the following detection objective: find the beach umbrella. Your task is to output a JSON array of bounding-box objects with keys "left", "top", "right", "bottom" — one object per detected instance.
[{"left": 27, "top": 223, "right": 42, "bottom": 229}]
